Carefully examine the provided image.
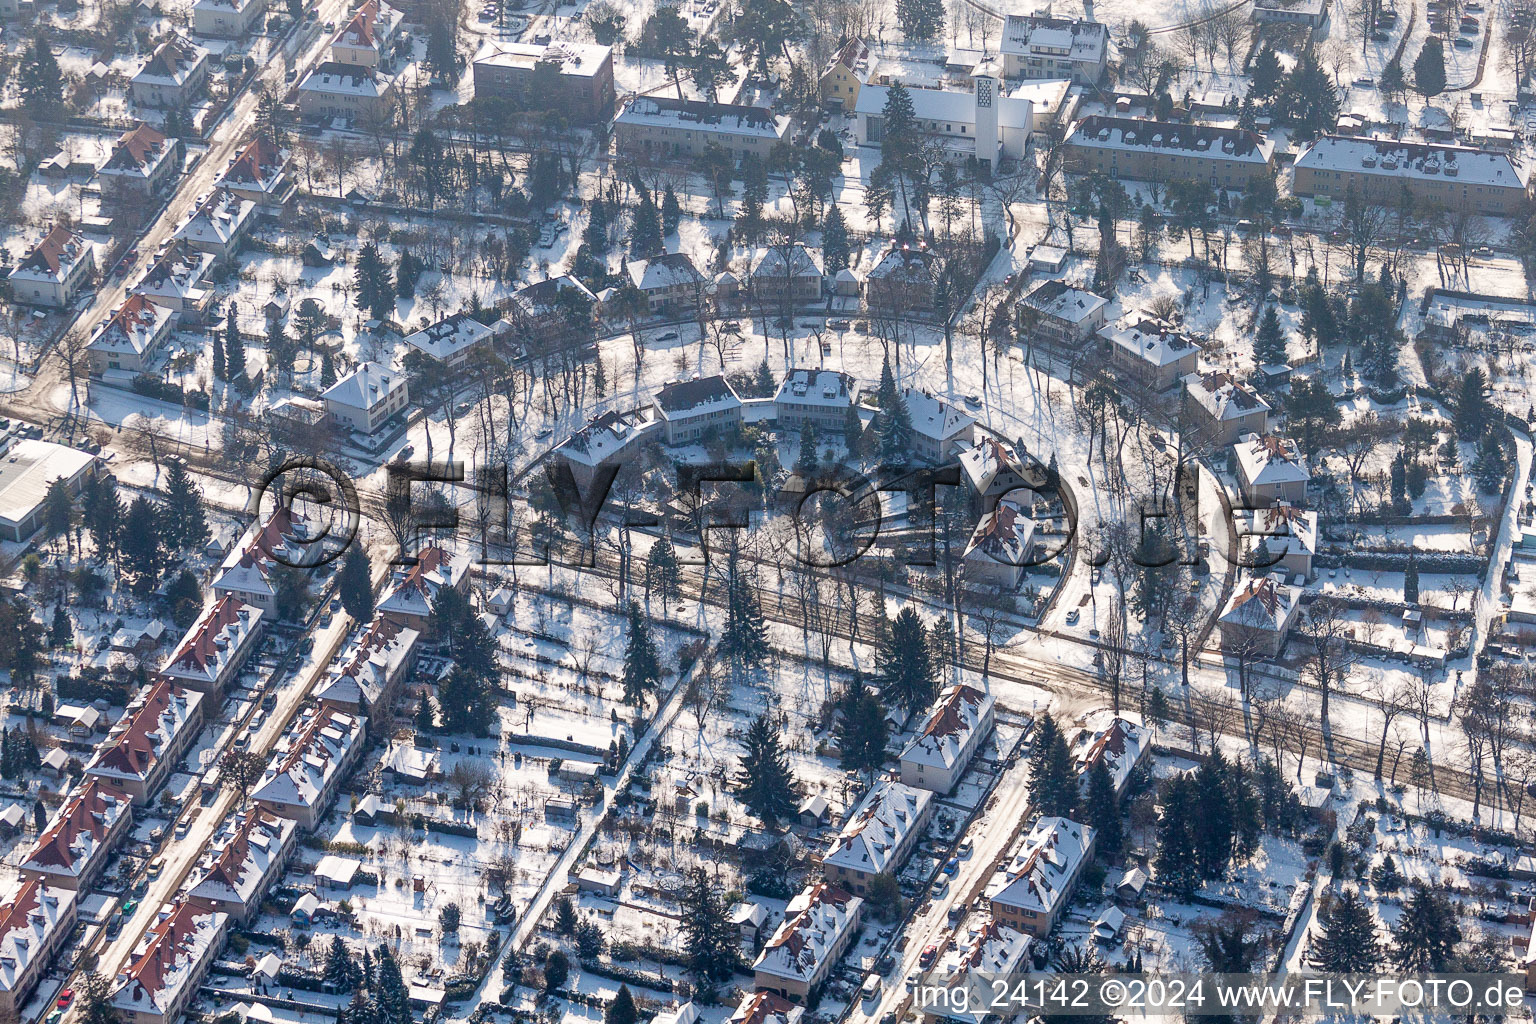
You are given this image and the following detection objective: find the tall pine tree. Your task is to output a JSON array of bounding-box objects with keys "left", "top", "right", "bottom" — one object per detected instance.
[
  {"left": 735, "top": 713, "right": 799, "bottom": 823},
  {"left": 878, "top": 607, "right": 934, "bottom": 716},
  {"left": 1391, "top": 885, "right": 1462, "bottom": 971},
  {"left": 622, "top": 602, "right": 662, "bottom": 707},
  {"left": 1313, "top": 888, "right": 1381, "bottom": 971},
  {"left": 161, "top": 459, "right": 208, "bottom": 552},
  {"left": 337, "top": 544, "right": 374, "bottom": 621},
  {"left": 680, "top": 867, "right": 738, "bottom": 984},
  {"left": 720, "top": 551, "right": 769, "bottom": 676}
]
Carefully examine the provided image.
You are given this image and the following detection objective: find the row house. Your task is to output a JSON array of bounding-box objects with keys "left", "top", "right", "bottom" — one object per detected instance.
[
  {"left": 84, "top": 677, "right": 205, "bottom": 804},
  {"left": 1292, "top": 135, "right": 1531, "bottom": 216},
  {"left": 131, "top": 34, "right": 210, "bottom": 109},
  {"left": 1062, "top": 115, "right": 1276, "bottom": 189},
  {"left": 160, "top": 595, "right": 265, "bottom": 695},
  {"left": 87, "top": 294, "right": 176, "bottom": 375},
  {"left": 0, "top": 880, "right": 77, "bottom": 1020},
  {"left": 987, "top": 816, "right": 1095, "bottom": 936},
  {"left": 212, "top": 505, "right": 309, "bottom": 611},
  {"left": 822, "top": 783, "right": 933, "bottom": 894},
  {"left": 376, "top": 545, "right": 471, "bottom": 632},
  {"left": 8, "top": 225, "right": 95, "bottom": 308},
  {"left": 252, "top": 705, "right": 365, "bottom": 829},
  {"left": 186, "top": 809, "right": 298, "bottom": 924},
  {"left": 110, "top": 898, "right": 228, "bottom": 1024},
  {"left": 752, "top": 882, "right": 864, "bottom": 1003},
  {"left": 899, "top": 683, "right": 996, "bottom": 793},
  {"left": 135, "top": 242, "right": 214, "bottom": 318},
  {"left": 20, "top": 778, "right": 134, "bottom": 891},
  {"left": 652, "top": 375, "right": 744, "bottom": 445},
  {"left": 313, "top": 616, "right": 421, "bottom": 726},
  {"left": 95, "top": 124, "right": 179, "bottom": 204},
  {"left": 923, "top": 920, "right": 1034, "bottom": 1024}
]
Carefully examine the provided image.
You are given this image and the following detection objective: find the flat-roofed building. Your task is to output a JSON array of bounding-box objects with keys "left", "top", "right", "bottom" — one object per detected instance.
[
  {"left": 1062, "top": 116, "right": 1275, "bottom": 189},
  {"left": 854, "top": 61, "right": 1035, "bottom": 171},
  {"left": 615, "top": 97, "right": 790, "bottom": 164},
  {"left": 472, "top": 39, "right": 615, "bottom": 121},
  {"left": 0, "top": 439, "right": 99, "bottom": 543},
  {"left": 1292, "top": 135, "right": 1530, "bottom": 216}
]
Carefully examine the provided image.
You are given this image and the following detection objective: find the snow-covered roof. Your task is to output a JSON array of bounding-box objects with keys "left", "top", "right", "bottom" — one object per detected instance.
[
  {"left": 1234, "top": 432, "right": 1310, "bottom": 488},
  {"left": 472, "top": 38, "right": 612, "bottom": 78},
  {"left": 1294, "top": 135, "right": 1530, "bottom": 190},
  {"left": 98, "top": 123, "right": 175, "bottom": 179},
  {"left": 161, "top": 596, "right": 263, "bottom": 689},
  {"left": 0, "top": 440, "right": 97, "bottom": 532},
  {"left": 999, "top": 13, "right": 1108, "bottom": 62},
  {"left": 314, "top": 615, "right": 419, "bottom": 710},
  {"left": 964, "top": 496, "right": 1036, "bottom": 566},
  {"left": 252, "top": 705, "right": 363, "bottom": 813},
  {"left": 824, "top": 783, "right": 932, "bottom": 876},
  {"left": 214, "top": 505, "right": 310, "bottom": 595},
  {"left": 403, "top": 312, "right": 494, "bottom": 363},
  {"left": 1065, "top": 115, "right": 1274, "bottom": 164},
  {"left": 10, "top": 225, "right": 91, "bottom": 285},
  {"left": 322, "top": 360, "right": 404, "bottom": 411},
  {"left": 751, "top": 244, "right": 824, "bottom": 280},
  {"left": 1219, "top": 572, "right": 1302, "bottom": 635},
  {"left": 1182, "top": 370, "right": 1271, "bottom": 423},
  {"left": 1245, "top": 503, "right": 1319, "bottom": 559},
  {"left": 753, "top": 882, "right": 863, "bottom": 984},
  {"left": 1022, "top": 279, "right": 1107, "bottom": 325},
  {"left": 989, "top": 816, "right": 1094, "bottom": 917},
  {"left": 774, "top": 368, "right": 859, "bottom": 409},
  {"left": 85, "top": 677, "right": 203, "bottom": 786},
  {"left": 617, "top": 97, "right": 789, "bottom": 141},
  {"left": 175, "top": 188, "right": 254, "bottom": 248},
  {"left": 653, "top": 375, "right": 742, "bottom": 419},
  {"left": 132, "top": 34, "right": 207, "bottom": 87},
  {"left": 729, "top": 992, "right": 805, "bottom": 1024},
  {"left": 866, "top": 245, "right": 941, "bottom": 284},
  {"left": 903, "top": 389, "right": 976, "bottom": 443},
  {"left": 377, "top": 545, "right": 469, "bottom": 623},
  {"left": 627, "top": 251, "right": 703, "bottom": 292},
  {"left": 137, "top": 242, "right": 213, "bottom": 305},
  {"left": 22, "top": 778, "right": 131, "bottom": 881},
  {"left": 1069, "top": 712, "right": 1148, "bottom": 794},
  {"left": 0, "top": 880, "right": 74, "bottom": 994},
  {"left": 332, "top": 0, "right": 401, "bottom": 51},
  {"left": 512, "top": 275, "right": 598, "bottom": 318},
  {"left": 852, "top": 82, "right": 1033, "bottom": 131},
  {"left": 88, "top": 295, "right": 174, "bottom": 361},
  {"left": 219, "top": 137, "right": 290, "bottom": 196},
  {"left": 931, "top": 919, "right": 1033, "bottom": 1020},
  {"left": 187, "top": 809, "right": 294, "bottom": 909},
  {"left": 1100, "top": 314, "right": 1200, "bottom": 367},
  {"left": 299, "top": 61, "right": 391, "bottom": 97},
  {"left": 554, "top": 408, "right": 656, "bottom": 467},
  {"left": 111, "top": 899, "right": 227, "bottom": 1016},
  {"left": 958, "top": 437, "right": 1030, "bottom": 496},
  {"left": 901, "top": 684, "right": 995, "bottom": 773}
]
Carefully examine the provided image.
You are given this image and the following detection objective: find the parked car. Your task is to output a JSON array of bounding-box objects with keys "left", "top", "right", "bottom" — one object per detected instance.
[
  {"left": 656, "top": 331, "right": 679, "bottom": 342},
  {"left": 919, "top": 944, "right": 939, "bottom": 968}
]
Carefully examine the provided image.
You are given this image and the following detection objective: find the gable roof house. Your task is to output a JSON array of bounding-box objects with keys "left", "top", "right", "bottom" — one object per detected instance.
[
  {"left": 252, "top": 705, "right": 365, "bottom": 829},
  {"left": 212, "top": 505, "right": 310, "bottom": 611},
  {"left": 819, "top": 37, "right": 870, "bottom": 110},
  {"left": 186, "top": 809, "right": 297, "bottom": 923},
  {"left": 900, "top": 683, "right": 996, "bottom": 793},
  {"left": 652, "top": 376, "right": 744, "bottom": 445},
  {"left": 864, "top": 246, "right": 941, "bottom": 312},
  {"left": 9, "top": 225, "right": 96, "bottom": 308},
  {"left": 20, "top": 778, "right": 134, "bottom": 891},
  {"left": 134, "top": 241, "right": 214, "bottom": 317},
  {"left": 1061, "top": 116, "right": 1276, "bottom": 189},
  {"left": 625, "top": 252, "right": 705, "bottom": 315},
  {"left": 1181, "top": 370, "right": 1271, "bottom": 444},
  {"left": 329, "top": 0, "right": 403, "bottom": 67},
  {"left": 1240, "top": 502, "right": 1318, "bottom": 580},
  {"left": 962, "top": 496, "right": 1037, "bottom": 590},
  {"left": 313, "top": 615, "right": 420, "bottom": 724},
  {"left": 0, "top": 879, "right": 78, "bottom": 1020},
  {"left": 109, "top": 898, "right": 229, "bottom": 1024},
  {"left": 1069, "top": 713, "right": 1149, "bottom": 798},
  {"left": 958, "top": 438, "right": 1035, "bottom": 514},
  {"left": 218, "top": 137, "right": 294, "bottom": 207},
  {"left": 173, "top": 188, "right": 255, "bottom": 263},
  {"left": 822, "top": 783, "right": 934, "bottom": 893},
  {"left": 903, "top": 389, "right": 977, "bottom": 463},
  {"left": 730, "top": 992, "right": 805, "bottom": 1024},
  {"left": 192, "top": 0, "right": 265, "bottom": 37},
  {"left": 1019, "top": 280, "right": 1108, "bottom": 347},
  {"left": 84, "top": 677, "right": 205, "bottom": 804},
  {"left": 95, "top": 124, "right": 179, "bottom": 203},
  {"left": 376, "top": 546, "right": 471, "bottom": 632},
  {"left": 1218, "top": 572, "right": 1302, "bottom": 658},
  {"left": 753, "top": 882, "right": 864, "bottom": 1003},
  {"left": 130, "top": 35, "right": 210, "bottom": 108},
  {"left": 1233, "top": 433, "right": 1310, "bottom": 506},
  {"left": 322, "top": 361, "right": 408, "bottom": 434},
  {"left": 158, "top": 595, "right": 265, "bottom": 696},
  {"left": 87, "top": 294, "right": 176, "bottom": 375},
  {"left": 1100, "top": 314, "right": 1200, "bottom": 390},
  {"left": 774, "top": 369, "right": 859, "bottom": 432},
  {"left": 923, "top": 920, "right": 1034, "bottom": 1024},
  {"left": 749, "top": 244, "right": 824, "bottom": 303},
  {"left": 1292, "top": 135, "right": 1532, "bottom": 216},
  {"left": 998, "top": 13, "right": 1108, "bottom": 82},
  {"left": 988, "top": 816, "right": 1095, "bottom": 936}
]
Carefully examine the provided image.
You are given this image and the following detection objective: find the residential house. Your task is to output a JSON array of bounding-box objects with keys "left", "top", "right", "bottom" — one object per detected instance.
[
  {"left": 218, "top": 137, "right": 294, "bottom": 207},
  {"left": 212, "top": 505, "right": 311, "bottom": 610},
  {"left": 20, "top": 778, "right": 134, "bottom": 891},
  {"left": 923, "top": 920, "right": 1033, "bottom": 1024},
  {"left": 1181, "top": 371, "right": 1271, "bottom": 445},
  {"left": 958, "top": 438, "right": 1034, "bottom": 514},
  {"left": 1061, "top": 116, "right": 1276, "bottom": 189},
  {"left": 1292, "top": 136, "right": 1531, "bottom": 216},
  {"left": 988, "top": 816, "right": 1095, "bottom": 936},
  {"left": 471, "top": 40, "right": 615, "bottom": 121},
  {"left": 88, "top": 294, "right": 176, "bottom": 374},
  {"left": 96, "top": 124, "right": 179, "bottom": 204},
  {"left": 752, "top": 882, "right": 864, "bottom": 1003},
  {"left": 1069, "top": 712, "right": 1149, "bottom": 798},
  {"left": 552, "top": 408, "right": 658, "bottom": 487},
  {"left": 750, "top": 245, "right": 824, "bottom": 303},
  {"left": 296, "top": 62, "right": 396, "bottom": 122},
  {"left": 1217, "top": 572, "right": 1302, "bottom": 658},
  {"left": 135, "top": 241, "right": 214, "bottom": 317},
  {"left": 191, "top": 0, "right": 265, "bottom": 37},
  {"left": 84, "top": 678, "right": 205, "bottom": 803},
  {"left": 403, "top": 312, "right": 495, "bottom": 369},
  {"left": 321, "top": 361, "right": 408, "bottom": 434},
  {"left": 615, "top": 97, "right": 790, "bottom": 164},
  {"left": 774, "top": 369, "right": 859, "bottom": 432},
  {"left": 819, "top": 38, "right": 869, "bottom": 110},
  {"left": 900, "top": 684, "right": 996, "bottom": 793},
  {"left": 998, "top": 14, "right": 1109, "bottom": 82},
  {"left": 864, "top": 246, "right": 940, "bottom": 312},
  {"left": 109, "top": 899, "right": 228, "bottom": 1024},
  {"left": 174, "top": 189, "right": 255, "bottom": 264},
  {"left": 186, "top": 809, "right": 297, "bottom": 923},
  {"left": 1019, "top": 280, "right": 1108, "bottom": 347},
  {"left": 904, "top": 389, "right": 977, "bottom": 463},
  {"left": 376, "top": 546, "right": 471, "bottom": 632},
  {"left": 730, "top": 992, "right": 805, "bottom": 1024},
  {"left": 329, "top": 0, "right": 403, "bottom": 67},
  {"left": 0, "top": 880, "right": 77, "bottom": 1021},
  {"left": 9, "top": 225, "right": 95, "bottom": 308},
  {"left": 962, "top": 496, "right": 1036, "bottom": 589},
  {"left": 624, "top": 252, "right": 704, "bottom": 315},
  {"left": 158, "top": 596, "right": 265, "bottom": 696},
  {"left": 1240, "top": 503, "right": 1318, "bottom": 579},
  {"left": 1252, "top": 0, "right": 1328, "bottom": 25},
  {"left": 252, "top": 705, "right": 365, "bottom": 829},
  {"left": 1101, "top": 314, "right": 1200, "bottom": 390},
  {"left": 1234, "top": 433, "right": 1309, "bottom": 506},
  {"left": 131, "top": 35, "right": 210, "bottom": 108},
  {"left": 822, "top": 783, "right": 933, "bottom": 894},
  {"left": 313, "top": 615, "right": 420, "bottom": 725},
  {"left": 652, "top": 375, "right": 744, "bottom": 445}
]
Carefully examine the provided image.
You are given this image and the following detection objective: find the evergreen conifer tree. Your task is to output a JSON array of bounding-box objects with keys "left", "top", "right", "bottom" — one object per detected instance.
[
  {"left": 225, "top": 303, "right": 246, "bottom": 379},
  {"left": 878, "top": 607, "right": 934, "bottom": 716},
  {"left": 1313, "top": 888, "right": 1382, "bottom": 971},
  {"left": 1404, "top": 555, "right": 1420, "bottom": 605},
  {"left": 720, "top": 551, "right": 770, "bottom": 675},
  {"left": 337, "top": 545, "right": 374, "bottom": 620},
  {"left": 1084, "top": 757, "right": 1122, "bottom": 853},
  {"left": 1392, "top": 885, "right": 1461, "bottom": 971},
  {"left": 735, "top": 713, "right": 799, "bottom": 823},
  {"left": 622, "top": 602, "right": 662, "bottom": 707},
  {"left": 1254, "top": 305, "right": 1287, "bottom": 366},
  {"left": 822, "top": 206, "right": 850, "bottom": 274},
  {"left": 161, "top": 459, "right": 208, "bottom": 552},
  {"left": 680, "top": 866, "right": 739, "bottom": 983}
]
